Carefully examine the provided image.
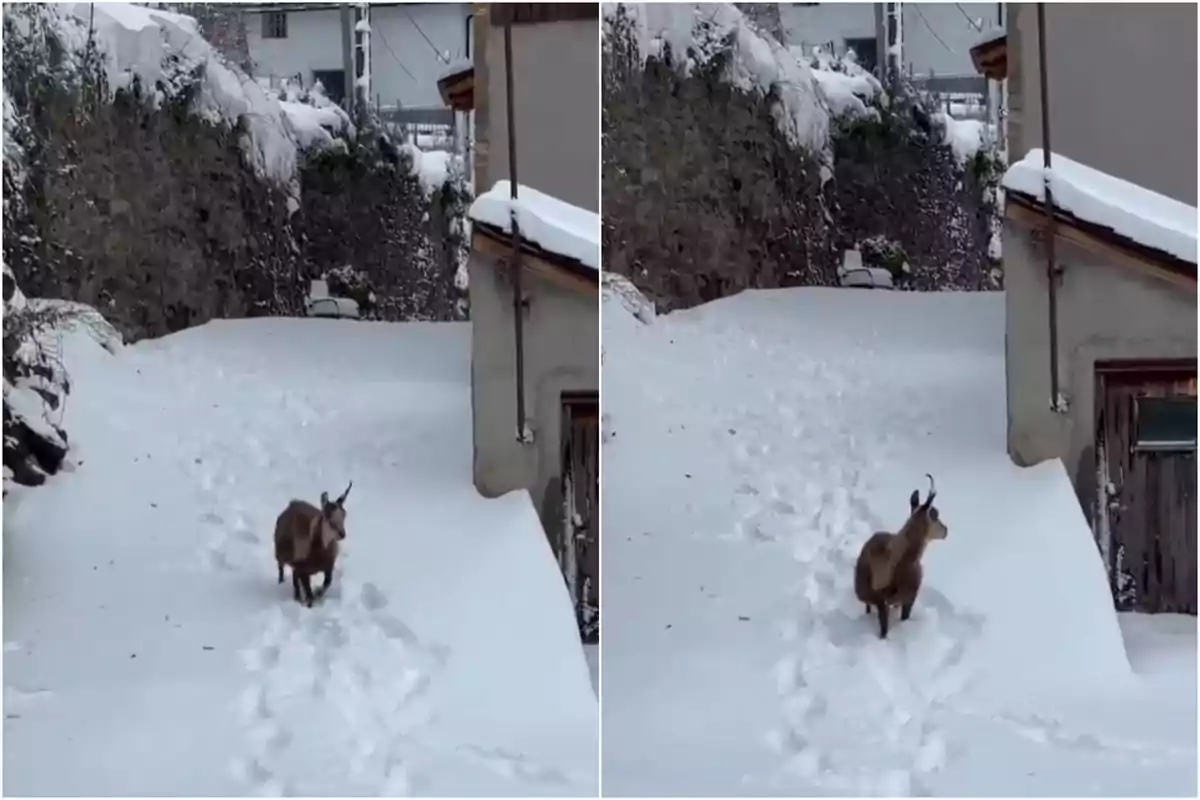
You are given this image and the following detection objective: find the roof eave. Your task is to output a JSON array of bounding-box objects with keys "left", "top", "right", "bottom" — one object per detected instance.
[
  {"left": 969, "top": 34, "right": 1008, "bottom": 81},
  {"left": 1004, "top": 190, "right": 1197, "bottom": 291},
  {"left": 470, "top": 223, "right": 599, "bottom": 294}
]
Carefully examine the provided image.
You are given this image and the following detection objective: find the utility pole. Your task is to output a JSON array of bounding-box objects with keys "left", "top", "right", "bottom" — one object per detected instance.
[
  {"left": 874, "top": 3, "right": 886, "bottom": 83},
  {"left": 353, "top": 2, "right": 371, "bottom": 126},
  {"left": 339, "top": 3, "right": 355, "bottom": 116}
]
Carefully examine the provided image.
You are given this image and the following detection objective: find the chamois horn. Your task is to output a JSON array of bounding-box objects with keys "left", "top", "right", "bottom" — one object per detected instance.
[
  {"left": 336, "top": 480, "right": 353, "bottom": 505},
  {"left": 923, "top": 473, "right": 936, "bottom": 506}
]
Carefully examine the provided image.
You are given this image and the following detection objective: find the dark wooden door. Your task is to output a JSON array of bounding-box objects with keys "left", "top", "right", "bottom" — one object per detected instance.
[
  {"left": 1097, "top": 364, "right": 1197, "bottom": 614},
  {"left": 561, "top": 394, "right": 599, "bottom": 643}
]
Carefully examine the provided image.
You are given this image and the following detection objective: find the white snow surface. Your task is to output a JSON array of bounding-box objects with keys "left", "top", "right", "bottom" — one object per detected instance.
[
  {"left": 610, "top": 2, "right": 829, "bottom": 153},
  {"left": 3, "top": 318, "right": 597, "bottom": 796},
  {"left": 469, "top": 181, "right": 600, "bottom": 270},
  {"left": 804, "top": 49, "right": 884, "bottom": 121},
  {"left": 401, "top": 143, "right": 456, "bottom": 197},
  {"left": 1003, "top": 149, "right": 1199, "bottom": 264},
  {"left": 279, "top": 100, "right": 353, "bottom": 153},
  {"left": 602, "top": 286, "right": 1196, "bottom": 796},
  {"left": 938, "top": 114, "right": 990, "bottom": 165}
]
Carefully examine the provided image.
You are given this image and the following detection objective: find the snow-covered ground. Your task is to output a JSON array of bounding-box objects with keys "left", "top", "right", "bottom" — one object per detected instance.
[
  {"left": 601, "top": 286, "right": 1196, "bottom": 796},
  {"left": 3, "top": 318, "right": 597, "bottom": 796}
]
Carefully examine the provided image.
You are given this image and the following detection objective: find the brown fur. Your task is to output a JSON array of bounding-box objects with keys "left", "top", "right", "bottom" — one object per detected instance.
[
  {"left": 273, "top": 482, "right": 352, "bottom": 607},
  {"left": 853, "top": 474, "right": 948, "bottom": 639}
]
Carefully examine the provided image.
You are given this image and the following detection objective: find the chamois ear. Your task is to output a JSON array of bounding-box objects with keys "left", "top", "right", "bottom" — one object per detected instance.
[
  {"left": 909, "top": 489, "right": 920, "bottom": 511},
  {"left": 320, "top": 491, "right": 330, "bottom": 507}
]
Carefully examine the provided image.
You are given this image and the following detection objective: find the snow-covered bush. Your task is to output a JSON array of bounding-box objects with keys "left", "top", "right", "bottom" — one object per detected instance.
[
  {"left": 3, "top": 2, "right": 304, "bottom": 340},
  {"left": 294, "top": 116, "right": 471, "bottom": 322},
  {"left": 2, "top": 265, "right": 120, "bottom": 494},
  {"left": 3, "top": 1, "right": 468, "bottom": 340},
  {"left": 602, "top": 1, "right": 1002, "bottom": 309}
]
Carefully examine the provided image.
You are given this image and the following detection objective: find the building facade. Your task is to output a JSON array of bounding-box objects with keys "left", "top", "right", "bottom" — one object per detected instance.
[
  {"left": 993, "top": 3, "right": 1197, "bottom": 614},
  {"left": 243, "top": 2, "right": 471, "bottom": 110}
]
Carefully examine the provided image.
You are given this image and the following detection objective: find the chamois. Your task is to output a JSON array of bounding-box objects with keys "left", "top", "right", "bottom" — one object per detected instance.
[
  {"left": 273, "top": 481, "right": 352, "bottom": 607},
  {"left": 854, "top": 474, "right": 948, "bottom": 639}
]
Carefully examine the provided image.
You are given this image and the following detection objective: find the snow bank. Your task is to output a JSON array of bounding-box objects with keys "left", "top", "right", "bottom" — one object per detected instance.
[
  {"left": 611, "top": 2, "right": 829, "bottom": 153},
  {"left": 470, "top": 181, "right": 599, "bottom": 270},
  {"left": 601, "top": 272, "right": 657, "bottom": 323},
  {"left": 1003, "top": 149, "right": 1198, "bottom": 264}
]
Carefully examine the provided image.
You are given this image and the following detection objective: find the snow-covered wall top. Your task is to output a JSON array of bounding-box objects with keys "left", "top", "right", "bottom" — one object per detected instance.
[
  {"left": 605, "top": 2, "right": 829, "bottom": 154},
  {"left": 469, "top": 181, "right": 599, "bottom": 271},
  {"left": 1003, "top": 149, "right": 1199, "bottom": 265},
  {"left": 57, "top": 2, "right": 300, "bottom": 195},
  {"left": 17, "top": 3, "right": 451, "bottom": 202}
]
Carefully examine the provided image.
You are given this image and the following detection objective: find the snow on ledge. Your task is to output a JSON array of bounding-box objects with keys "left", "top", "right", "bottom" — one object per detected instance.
[
  {"left": 469, "top": 181, "right": 599, "bottom": 270},
  {"left": 1003, "top": 149, "right": 1198, "bottom": 265}
]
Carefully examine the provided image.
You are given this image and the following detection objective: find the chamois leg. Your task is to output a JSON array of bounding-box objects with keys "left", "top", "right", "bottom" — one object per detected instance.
[
  {"left": 278, "top": 561, "right": 284, "bottom": 584},
  {"left": 292, "top": 570, "right": 303, "bottom": 602},
  {"left": 865, "top": 603, "right": 872, "bottom": 615},
  {"left": 875, "top": 602, "right": 889, "bottom": 639},
  {"left": 318, "top": 566, "right": 334, "bottom": 596},
  {"left": 900, "top": 600, "right": 914, "bottom": 621},
  {"left": 300, "top": 572, "right": 316, "bottom": 608}
]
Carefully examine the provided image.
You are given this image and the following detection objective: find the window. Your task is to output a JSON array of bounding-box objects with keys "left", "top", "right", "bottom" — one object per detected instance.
[
  {"left": 843, "top": 36, "right": 878, "bottom": 75},
  {"left": 1134, "top": 395, "right": 1197, "bottom": 452},
  {"left": 262, "top": 11, "right": 288, "bottom": 40},
  {"left": 311, "top": 70, "right": 345, "bottom": 106}
]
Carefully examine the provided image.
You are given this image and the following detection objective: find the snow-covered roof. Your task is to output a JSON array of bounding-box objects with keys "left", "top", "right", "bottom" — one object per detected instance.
[
  {"left": 1003, "top": 149, "right": 1198, "bottom": 266},
  {"left": 438, "top": 57, "right": 474, "bottom": 83},
  {"left": 469, "top": 181, "right": 599, "bottom": 271},
  {"left": 971, "top": 25, "right": 1007, "bottom": 50}
]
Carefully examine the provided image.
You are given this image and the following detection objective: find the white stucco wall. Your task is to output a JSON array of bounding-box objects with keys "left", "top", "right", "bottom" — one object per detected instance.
[
  {"left": 781, "top": 2, "right": 1001, "bottom": 77},
  {"left": 245, "top": 3, "right": 470, "bottom": 108},
  {"left": 370, "top": 3, "right": 470, "bottom": 109},
  {"left": 246, "top": 7, "right": 343, "bottom": 86}
]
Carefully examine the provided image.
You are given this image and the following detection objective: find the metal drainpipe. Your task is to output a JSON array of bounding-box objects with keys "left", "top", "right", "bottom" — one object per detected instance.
[
  {"left": 503, "top": 22, "right": 529, "bottom": 442},
  {"left": 1036, "top": 2, "right": 1062, "bottom": 410}
]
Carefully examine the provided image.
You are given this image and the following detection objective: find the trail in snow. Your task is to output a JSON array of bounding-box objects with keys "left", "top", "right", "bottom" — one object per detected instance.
[
  {"left": 3, "top": 319, "right": 597, "bottom": 797},
  {"left": 712, "top": 323, "right": 985, "bottom": 795}
]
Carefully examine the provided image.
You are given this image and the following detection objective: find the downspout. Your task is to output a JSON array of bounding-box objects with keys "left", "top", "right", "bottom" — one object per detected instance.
[
  {"left": 1036, "top": 3, "right": 1063, "bottom": 411},
  {"left": 503, "top": 21, "right": 529, "bottom": 442}
]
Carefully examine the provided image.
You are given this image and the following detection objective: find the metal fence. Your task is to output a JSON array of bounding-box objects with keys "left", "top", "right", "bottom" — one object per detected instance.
[
  {"left": 377, "top": 105, "right": 458, "bottom": 151},
  {"left": 909, "top": 73, "right": 990, "bottom": 120}
]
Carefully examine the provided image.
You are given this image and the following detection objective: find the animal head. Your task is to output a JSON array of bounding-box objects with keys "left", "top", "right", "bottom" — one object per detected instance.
[
  {"left": 319, "top": 481, "right": 353, "bottom": 541},
  {"left": 906, "top": 473, "right": 948, "bottom": 541}
]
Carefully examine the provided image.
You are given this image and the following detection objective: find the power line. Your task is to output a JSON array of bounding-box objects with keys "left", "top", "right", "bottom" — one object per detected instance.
[
  {"left": 955, "top": 3, "right": 985, "bottom": 33},
  {"left": 912, "top": 4, "right": 955, "bottom": 54},
  {"left": 373, "top": 23, "right": 417, "bottom": 83},
  {"left": 403, "top": 5, "right": 451, "bottom": 64}
]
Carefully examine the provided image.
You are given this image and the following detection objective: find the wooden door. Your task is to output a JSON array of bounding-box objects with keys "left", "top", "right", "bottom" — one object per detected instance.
[
  {"left": 561, "top": 394, "right": 600, "bottom": 643},
  {"left": 1096, "top": 362, "right": 1197, "bottom": 614}
]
